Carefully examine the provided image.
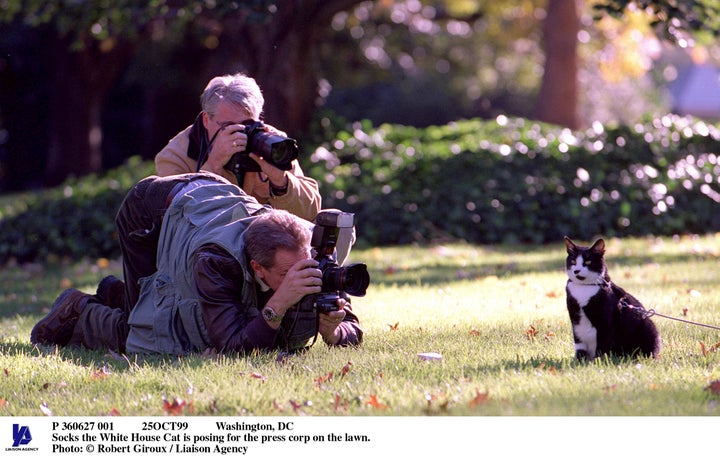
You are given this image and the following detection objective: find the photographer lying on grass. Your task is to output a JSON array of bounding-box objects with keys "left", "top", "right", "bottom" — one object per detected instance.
[{"left": 30, "top": 173, "right": 362, "bottom": 355}]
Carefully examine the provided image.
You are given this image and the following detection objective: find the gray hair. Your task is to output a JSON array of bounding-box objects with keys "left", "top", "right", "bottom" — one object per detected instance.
[
  {"left": 244, "top": 210, "right": 311, "bottom": 268},
  {"left": 200, "top": 73, "right": 264, "bottom": 120}
]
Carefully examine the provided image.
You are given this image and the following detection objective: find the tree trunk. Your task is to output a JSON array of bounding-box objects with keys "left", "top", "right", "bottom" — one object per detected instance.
[
  {"left": 44, "top": 35, "right": 135, "bottom": 186},
  {"left": 535, "top": 0, "right": 580, "bottom": 129}
]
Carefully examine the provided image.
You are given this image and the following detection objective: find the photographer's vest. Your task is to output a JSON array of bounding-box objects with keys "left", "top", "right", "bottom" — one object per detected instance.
[{"left": 126, "top": 179, "right": 270, "bottom": 354}]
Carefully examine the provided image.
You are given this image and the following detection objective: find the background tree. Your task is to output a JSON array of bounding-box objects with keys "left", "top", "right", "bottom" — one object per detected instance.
[{"left": 0, "top": 0, "right": 366, "bottom": 188}]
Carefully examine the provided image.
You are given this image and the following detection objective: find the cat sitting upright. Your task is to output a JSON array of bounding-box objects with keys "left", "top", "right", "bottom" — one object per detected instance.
[{"left": 564, "top": 236, "right": 661, "bottom": 361}]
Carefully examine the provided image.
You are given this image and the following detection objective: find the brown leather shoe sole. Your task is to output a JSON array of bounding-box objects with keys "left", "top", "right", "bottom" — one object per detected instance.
[{"left": 30, "top": 289, "right": 90, "bottom": 346}]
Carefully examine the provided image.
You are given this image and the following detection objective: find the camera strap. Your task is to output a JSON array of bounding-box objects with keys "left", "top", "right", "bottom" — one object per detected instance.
[{"left": 278, "top": 307, "right": 319, "bottom": 352}]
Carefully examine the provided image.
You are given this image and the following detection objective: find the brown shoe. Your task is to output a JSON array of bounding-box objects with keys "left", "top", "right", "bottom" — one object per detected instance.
[
  {"left": 31, "top": 289, "right": 92, "bottom": 346},
  {"left": 95, "top": 275, "right": 126, "bottom": 310}
]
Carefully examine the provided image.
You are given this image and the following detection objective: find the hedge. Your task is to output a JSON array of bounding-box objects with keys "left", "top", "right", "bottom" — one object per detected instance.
[{"left": 1, "top": 115, "right": 720, "bottom": 264}]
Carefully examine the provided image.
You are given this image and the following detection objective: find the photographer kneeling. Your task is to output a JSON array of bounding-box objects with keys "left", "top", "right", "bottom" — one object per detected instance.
[{"left": 30, "top": 173, "right": 364, "bottom": 355}]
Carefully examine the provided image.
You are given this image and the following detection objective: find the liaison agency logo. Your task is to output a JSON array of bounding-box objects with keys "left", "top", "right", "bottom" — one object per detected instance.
[{"left": 5, "top": 423, "right": 38, "bottom": 452}]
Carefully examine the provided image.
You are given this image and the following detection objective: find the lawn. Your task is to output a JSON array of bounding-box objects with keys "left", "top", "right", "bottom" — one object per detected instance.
[{"left": 1, "top": 234, "right": 719, "bottom": 417}]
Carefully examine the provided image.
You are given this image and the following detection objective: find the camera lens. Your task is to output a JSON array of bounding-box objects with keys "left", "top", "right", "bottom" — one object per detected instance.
[
  {"left": 324, "top": 263, "right": 370, "bottom": 297},
  {"left": 250, "top": 132, "right": 298, "bottom": 167}
]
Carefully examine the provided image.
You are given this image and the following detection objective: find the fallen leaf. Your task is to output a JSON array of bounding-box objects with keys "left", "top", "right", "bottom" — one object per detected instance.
[
  {"left": 682, "top": 307, "right": 689, "bottom": 316},
  {"left": 340, "top": 361, "right": 352, "bottom": 377},
  {"left": 468, "top": 388, "right": 489, "bottom": 408},
  {"left": 387, "top": 322, "right": 399, "bottom": 331},
  {"left": 0, "top": 397, "right": 7, "bottom": 408},
  {"left": 91, "top": 366, "right": 110, "bottom": 380},
  {"left": 469, "top": 329, "right": 481, "bottom": 336},
  {"left": 705, "top": 380, "right": 720, "bottom": 395},
  {"left": 162, "top": 397, "right": 187, "bottom": 416},
  {"left": 525, "top": 325, "right": 538, "bottom": 340},
  {"left": 334, "top": 394, "right": 348, "bottom": 413},
  {"left": 97, "top": 258, "right": 110, "bottom": 269},
  {"left": 603, "top": 384, "right": 618, "bottom": 392},
  {"left": 314, "top": 371, "right": 333, "bottom": 388},
  {"left": 108, "top": 408, "right": 121, "bottom": 416},
  {"left": 365, "top": 394, "right": 388, "bottom": 410},
  {"left": 250, "top": 372, "right": 267, "bottom": 383}
]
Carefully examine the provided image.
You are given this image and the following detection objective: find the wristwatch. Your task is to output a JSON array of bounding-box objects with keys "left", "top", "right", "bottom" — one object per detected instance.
[{"left": 262, "top": 306, "right": 282, "bottom": 323}]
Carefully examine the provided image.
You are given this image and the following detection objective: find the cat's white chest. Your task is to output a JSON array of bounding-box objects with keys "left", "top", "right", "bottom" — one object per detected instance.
[{"left": 567, "top": 282, "right": 600, "bottom": 307}]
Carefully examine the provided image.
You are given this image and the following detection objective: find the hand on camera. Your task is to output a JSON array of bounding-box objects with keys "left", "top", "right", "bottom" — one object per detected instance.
[
  {"left": 319, "top": 298, "right": 348, "bottom": 345},
  {"left": 267, "top": 258, "right": 321, "bottom": 314},
  {"left": 206, "top": 123, "right": 247, "bottom": 174}
]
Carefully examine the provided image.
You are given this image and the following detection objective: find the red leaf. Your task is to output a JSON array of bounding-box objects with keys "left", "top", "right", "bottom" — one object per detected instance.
[
  {"left": 250, "top": 372, "right": 267, "bottom": 383},
  {"left": 365, "top": 394, "right": 388, "bottom": 410},
  {"left": 525, "top": 325, "right": 538, "bottom": 340},
  {"left": 705, "top": 380, "right": 720, "bottom": 395},
  {"left": 340, "top": 361, "right": 352, "bottom": 378},
  {"left": 91, "top": 366, "right": 110, "bottom": 380},
  {"left": 162, "top": 397, "right": 186, "bottom": 416},
  {"left": 108, "top": 408, "right": 121, "bottom": 416},
  {"left": 468, "top": 388, "right": 489, "bottom": 408},
  {"left": 334, "top": 394, "right": 348, "bottom": 412},
  {"left": 314, "top": 371, "right": 333, "bottom": 388}
]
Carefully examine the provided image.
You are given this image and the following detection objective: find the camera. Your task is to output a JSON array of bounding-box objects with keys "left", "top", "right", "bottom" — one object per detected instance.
[
  {"left": 224, "top": 119, "right": 299, "bottom": 174},
  {"left": 299, "top": 210, "right": 370, "bottom": 314}
]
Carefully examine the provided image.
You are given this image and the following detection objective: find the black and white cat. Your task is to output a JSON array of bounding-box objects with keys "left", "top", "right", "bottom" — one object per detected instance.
[{"left": 564, "top": 236, "right": 661, "bottom": 360}]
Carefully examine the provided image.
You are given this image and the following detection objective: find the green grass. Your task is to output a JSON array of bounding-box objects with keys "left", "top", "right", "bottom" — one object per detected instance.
[{"left": 1, "top": 235, "right": 720, "bottom": 416}]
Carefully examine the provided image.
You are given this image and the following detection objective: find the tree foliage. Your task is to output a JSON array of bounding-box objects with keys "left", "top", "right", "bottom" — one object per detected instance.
[{"left": 593, "top": 0, "right": 720, "bottom": 44}]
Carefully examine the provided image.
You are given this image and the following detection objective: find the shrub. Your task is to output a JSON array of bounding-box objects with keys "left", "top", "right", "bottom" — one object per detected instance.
[
  {"left": 0, "top": 157, "right": 154, "bottom": 264},
  {"left": 2, "top": 115, "right": 720, "bottom": 264},
  {"left": 306, "top": 115, "right": 720, "bottom": 246}
]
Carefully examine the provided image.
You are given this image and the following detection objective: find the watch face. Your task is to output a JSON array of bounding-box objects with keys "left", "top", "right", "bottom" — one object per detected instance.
[{"left": 263, "top": 307, "right": 278, "bottom": 322}]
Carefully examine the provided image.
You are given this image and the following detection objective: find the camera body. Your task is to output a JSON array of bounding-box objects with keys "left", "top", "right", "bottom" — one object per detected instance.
[
  {"left": 298, "top": 210, "right": 370, "bottom": 314},
  {"left": 224, "top": 119, "right": 299, "bottom": 174}
]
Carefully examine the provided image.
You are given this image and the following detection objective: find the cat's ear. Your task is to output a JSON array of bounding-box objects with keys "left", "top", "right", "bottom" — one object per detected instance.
[
  {"left": 564, "top": 236, "right": 577, "bottom": 254},
  {"left": 591, "top": 238, "right": 605, "bottom": 254}
]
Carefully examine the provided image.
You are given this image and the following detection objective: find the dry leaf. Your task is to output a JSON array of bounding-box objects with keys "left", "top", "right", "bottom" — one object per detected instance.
[
  {"left": 250, "top": 372, "right": 267, "bottom": 383},
  {"left": 334, "top": 394, "right": 348, "bottom": 413},
  {"left": 365, "top": 394, "right": 388, "bottom": 410},
  {"left": 387, "top": 322, "right": 399, "bottom": 331},
  {"left": 468, "top": 388, "right": 489, "bottom": 408},
  {"left": 91, "top": 366, "right": 110, "bottom": 380},
  {"left": 469, "top": 329, "right": 481, "bottom": 336},
  {"left": 108, "top": 408, "right": 121, "bottom": 416},
  {"left": 340, "top": 361, "right": 352, "bottom": 377},
  {"left": 525, "top": 325, "right": 538, "bottom": 340},
  {"left": 162, "top": 397, "right": 187, "bottom": 416},
  {"left": 0, "top": 397, "right": 7, "bottom": 408},
  {"left": 705, "top": 380, "right": 720, "bottom": 395},
  {"left": 314, "top": 371, "right": 333, "bottom": 388}
]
